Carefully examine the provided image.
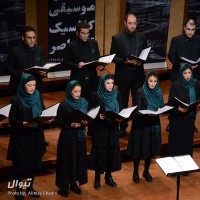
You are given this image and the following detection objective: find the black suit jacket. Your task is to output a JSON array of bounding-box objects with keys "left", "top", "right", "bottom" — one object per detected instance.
[
  {"left": 5, "top": 44, "right": 46, "bottom": 95},
  {"left": 63, "top": 39, "right": 100, "bottom": 89},
  {"left": 168, "top": 34, "right": 200, "bottom": 81},
  {"left": 110, "top": 31, "right": 147, "bottom": 84}
]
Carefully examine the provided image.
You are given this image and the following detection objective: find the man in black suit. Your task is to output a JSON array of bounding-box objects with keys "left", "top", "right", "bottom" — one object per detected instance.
[
  {"left": 168, "top": 18, "right": 200, "bottom": 82},
  {"left": 63, "top": 21, "right": 101, "bottom": 104},
  {"left": 110, "top": 12, "right": 147, "bottom": 137},
  {"left": 167, "top": 19, "right": 200, "bottom": 132},
  {"left": 5, "top": 26, "right": 46, "bottom": 96}
]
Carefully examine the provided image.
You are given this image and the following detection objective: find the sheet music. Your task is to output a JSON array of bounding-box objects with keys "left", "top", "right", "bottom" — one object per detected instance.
[
  {"left": 98, "top": 54, "right": 115, "bottom": 63},
  {"left": 118, "top": 106, "right": 137, "bottom": 118},
  {"left": 83, "top": 54, "right": 115, "bottom": 66},
  {"left": 139, "top": 105, "right": 173, "bottom": 115},
  {"left": 40, "top": 103, "right": 60, "bottom": 117},
  {"left": 26, "top": 62, "right": 61, "bottom": 71},
  {"left": 174, "top": 155, "right": 199, "bottom": 172},
  {"left": 156, "top": 155, "right": 199, "bottom": 175},
  {"left": 139, "top": 47, "right": 151, "bottom": 60},
  {"left": 87, "top": 106, "right": 100, "bottom": 119},
  {"left": 0, "top": 104, "right": 11, "bottom": 117}
]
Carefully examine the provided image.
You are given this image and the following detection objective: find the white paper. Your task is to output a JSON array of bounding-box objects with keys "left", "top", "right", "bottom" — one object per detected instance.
[
  {"left": 139, "top": 47, "right": 151, "bottom": 60},
  {"left": 87, "top": 106, "right": 100, "bottom": 119},
  {"left": 0, "top": 104, "right": 11, "bottom": 117},
  {"left": 98, "top": 54, "right": 115, "bottom": 63},
  {"left": 180, "top": 57, "right": 200, "bottom": 65},
  {"left": 118, "top": 106, "right": 137, "bottom": 118},
  {"left": 83, "top": 54, "right": 115, "bottom": 66},
  {"left": 156, "top": 155, "right": 199, "bottom": 175},
  {"left": 139, "top": 105, "right": 173, "bottom": 115},
  {"left": 26, "top": 62, "right": 61, "bottom": 70},
  {"left": 40, "top": 103, "right": 60, "bottom": 117}
]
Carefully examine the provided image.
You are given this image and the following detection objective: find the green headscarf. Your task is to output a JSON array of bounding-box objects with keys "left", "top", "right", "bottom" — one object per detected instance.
[
  {"left": 97, "top": 74, "right": 119, "bottom": 113},
  {"left": 65, "top": 80, "right": 88, "bottom": 142},
  {"left": 17, "top": 73, "right": 42, "bottom": 118},
  {"left": 143, "top": 71, "right": 164, "bottom": 111},
  {"left": 180, "top": 63, "right": 197, "bottom": 103}
]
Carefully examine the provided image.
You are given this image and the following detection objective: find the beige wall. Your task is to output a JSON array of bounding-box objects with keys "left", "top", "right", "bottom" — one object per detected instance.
[{"left": 26, "top": 0, "right": 188, "bottom": 59}]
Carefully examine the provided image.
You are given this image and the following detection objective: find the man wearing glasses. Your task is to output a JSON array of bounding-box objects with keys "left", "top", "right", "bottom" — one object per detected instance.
[{"left": 63, "top": 21, "right": 100, "bottom": 104}]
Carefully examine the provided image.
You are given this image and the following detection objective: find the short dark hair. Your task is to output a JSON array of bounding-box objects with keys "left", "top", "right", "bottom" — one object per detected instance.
[
  {"left": 22, "top": 26, "right": 36, "bottom": 37},
  {"left": 125, "top": 12, "right": 137, "bottom": 22},
  {"left": 76, "top": 21, "right": 90, "bottom": 33},
  {"left": 184, "top": 19, "right": 196, "bottom": 27}
]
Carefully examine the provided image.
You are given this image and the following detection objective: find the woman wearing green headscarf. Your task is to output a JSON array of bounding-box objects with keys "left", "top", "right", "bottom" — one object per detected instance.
[
  {"left": 88, "top": 74, "right": 122, "bottom": 190},
  {"left": 127, "top": 71, "right": 164, "bottom": 183},
  {"left": 168, "top": 63, "right": 200, "bottom": 159},
  {"left": 55, "top": 80, "right": 89, "bottom": 197},
  {"left": 7, "top": 73, "right": 46, "bottom": 200}
]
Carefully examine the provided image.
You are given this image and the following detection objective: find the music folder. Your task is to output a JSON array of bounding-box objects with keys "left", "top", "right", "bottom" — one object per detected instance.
[
  {"left": 25, "top": 62, "right": 61, "bottom": 74},
  {"left": 30, "top": 103, "right": 60, "bottom": 123},
  {"left": 180, "top": 56, "right": 200, "bottom": 65},
  {"left": 82, "top": 54, "right": 115, "bottom": 68},
  {"left": 139, "top": 105, "right": 173, "bottom": 115},
  {"left": 156, "top": 155, "right": 200, "bottom": 176},
  {"left": 102, "top": 106, "right": 137, "bottom": 121},
  {"left": 124, "top": 47, "right": 151, "bottom": 63},
  {"left": 0, "top": 104, "right": 11, "bottom": 121},
  {"left": 168, "top": 97, "right": 200, "bottom": 110},
  {"left": 65, "top": 106, "right": 100, "bottom": 123}
]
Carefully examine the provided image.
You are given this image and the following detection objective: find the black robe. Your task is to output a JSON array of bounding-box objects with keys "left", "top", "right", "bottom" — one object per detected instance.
[
  {"left": 88, "top": 92, "right": 122, "bottom": 173},
  {"left": 55, "top": 101, "right": 88, "bottom": 188},
  {"left": 168, "top": 80, "right": 200, "bottom": 156},
  {"left": 127, "top": 88, "right": 162, "bottom": 160},
  {"left": 7, "top": 95, "right": 46, "bottom": 176}
]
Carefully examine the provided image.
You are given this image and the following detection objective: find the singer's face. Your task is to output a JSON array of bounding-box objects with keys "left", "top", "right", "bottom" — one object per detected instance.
[
  {"left": 184, "top": 23, "right": 196, "bottom": 38},
  {"left": 148, "top": 75, "right": 158, "bottom": 89},
  {"left": 182, "top": 68, "right": 192, "bottom": 81},
  {"left": 77, "top": 28, "right": 90, "bottom": 42},
  {"left": 104, "top": 79, "right": 114, "bottom": 92},
  {"left": 71, "top": 85, "right": 81, "bottom": 99},
  {"left": 24, "top": 80, "right": 36, "bottom": 94}
]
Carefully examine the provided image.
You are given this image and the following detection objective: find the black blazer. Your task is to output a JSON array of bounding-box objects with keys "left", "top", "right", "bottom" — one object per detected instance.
[
  {"left": 110, "top": 31, "right": 147, "bottom": 83},
  {"left": 168, "top": 34, "right": 200, "bottom": 81},
  {"left": 5, "top": 44, "right": 46, "bottom": 95},
  {"left": 63, "top": 39, "right": 100, "bottom": 88}
]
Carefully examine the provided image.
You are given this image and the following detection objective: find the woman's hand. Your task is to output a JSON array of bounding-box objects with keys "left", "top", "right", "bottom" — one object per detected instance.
[
  {"left": 71, "top": 122, "right": 82, "bottom": 128},
  {"left": 100, "top": 114, "right": 106, "bottom": 120},
  {"left": 178, "top": 106, "right": 188, "bottom": 113},
  {"left": 81, "top": 120, "right": 88, "bottom": 126}
]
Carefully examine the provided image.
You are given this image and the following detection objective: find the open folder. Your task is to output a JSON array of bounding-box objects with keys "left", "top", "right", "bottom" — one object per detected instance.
[
  {"left": 180, "top": 56, "right": 200, "bottom": 65},
  {"left": 82, "top": 54, "right": 115, "bottom": 68},
  {"left": 0, "top": 104, "right": 11, "bottom": 121},
  {"left": 156, "top": 155, "right": 200, "bottom": 176},
  {"left": 168, "top": 97, "right": 200, "bottom": 110},
  {"left": 25, "top": 62, "right": 61, "bottom": 74},
  {"left": 124, "top": 47, "right": 151, "bottom": 63},
  {"left": 65, "top": 106, "right": 100, "bottom": 123},
  {"left": 102, "top": 106, "right": 137, "bottom": 121},
  {"left": 30, "top": 103, "right": 60, "bottom": 123},
  {"left": 139, "top": 105, "right": 173, "bottom": 115}
]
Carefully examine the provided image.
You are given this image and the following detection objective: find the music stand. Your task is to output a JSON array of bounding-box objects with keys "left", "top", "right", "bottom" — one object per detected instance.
[{"left": 156, "top": 155, "right": 200, "bottom": 200}]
